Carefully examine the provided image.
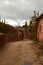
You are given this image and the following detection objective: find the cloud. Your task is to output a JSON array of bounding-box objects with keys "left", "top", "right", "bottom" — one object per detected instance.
[
  {"left": 6, "top": 19, "right": 18, "bottom": 27},
  {"left": 0, "top": 0, "right": 43, "bottom": 26}
]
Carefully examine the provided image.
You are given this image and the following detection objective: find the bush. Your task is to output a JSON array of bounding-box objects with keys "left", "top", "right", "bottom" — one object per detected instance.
[
  {"left": 40, "top": 44, "right": 43, "bottom": 50},
  {"left": 40, "top": 44, "right": 43, "bottom": 54},
  {"left": 33, "top": 38, "right": 38, "bottom": 44}
]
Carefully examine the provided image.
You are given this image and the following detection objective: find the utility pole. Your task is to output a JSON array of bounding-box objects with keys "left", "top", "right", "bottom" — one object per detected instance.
[
  {"left": 4, "top": 19, "right": 6, "bottom": 24},
  {"left": 34, "top": 11, "right": 36, "bottom": 16},
  {"left": 34, "top": 10, "right": 39, "bottom": 17}
]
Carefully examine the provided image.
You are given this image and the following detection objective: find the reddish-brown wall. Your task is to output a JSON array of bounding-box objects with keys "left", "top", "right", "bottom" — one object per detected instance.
[
  {"left": 0, "top": 26, "right": 30, "bottom": 47},
  {"left": 0, "top": 34, "right": 8, "bottom": 46},
  {"left": 37, "top": 19, "right": 43, "bottom": 43},
  {"left": 30, "top": 25, "right": 37, "bottom": 40}
]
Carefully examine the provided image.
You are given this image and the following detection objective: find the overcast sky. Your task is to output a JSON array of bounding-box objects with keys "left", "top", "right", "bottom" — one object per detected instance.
[{"left": 0, "top": 0, "right": 43, "bottom": 26}]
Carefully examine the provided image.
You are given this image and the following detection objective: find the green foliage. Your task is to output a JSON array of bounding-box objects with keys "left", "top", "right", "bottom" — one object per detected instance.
[
  {"left": 33, "top": 38, "right": 37, "bottom": 41},
  {"left": 39, "top": 44, "right": 43, "bottom": 54},
  {"left": 40, "top": 44, "right": 43, "bottom": 50},
  {"left": 33, "top": 38, "right": 38, "bottom": 44},
  {"left": 0, "top": 22, "right": 15, "bottom": 34}
]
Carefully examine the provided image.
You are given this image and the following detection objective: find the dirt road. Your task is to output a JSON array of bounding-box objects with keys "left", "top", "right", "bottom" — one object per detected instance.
[{"left": 0, "top": 40, "right": 42, "bottom": 65}]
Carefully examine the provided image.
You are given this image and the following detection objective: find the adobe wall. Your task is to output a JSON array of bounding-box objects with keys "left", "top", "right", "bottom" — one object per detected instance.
[
  {"left": 0, "top": 28, "right": 30, "bottom": 47},
  {"left": 0, "top": 34, "right": 8, "bottom": 47},
  {"left": 37, "top": 19, "right": 43, "bottom": 43}
]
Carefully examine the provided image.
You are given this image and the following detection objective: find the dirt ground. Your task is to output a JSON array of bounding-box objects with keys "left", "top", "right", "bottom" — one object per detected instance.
[{"left": 0, "top": 40, "right": 43, "bottom": 65}]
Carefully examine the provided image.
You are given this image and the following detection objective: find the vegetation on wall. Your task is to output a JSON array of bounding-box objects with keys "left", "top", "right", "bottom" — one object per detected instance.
[{"left": 0, "top": 22, "right": 16, "bottom": 34}]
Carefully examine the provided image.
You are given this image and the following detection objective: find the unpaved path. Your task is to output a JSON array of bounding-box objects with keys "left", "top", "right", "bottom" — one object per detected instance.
[{"left": 0, "top": 40, "right": 42, "bottom": 65}]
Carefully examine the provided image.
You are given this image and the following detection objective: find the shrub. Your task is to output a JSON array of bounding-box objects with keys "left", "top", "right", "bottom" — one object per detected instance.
[
  {"left": 33, "top": 38, "right": 38, "bottom": 44},
  {"left": 40, "top": 44, "right": 43, "bottom": 54},
  {"left": 40, "top": 44, "right": 43, "bottom": 50}
]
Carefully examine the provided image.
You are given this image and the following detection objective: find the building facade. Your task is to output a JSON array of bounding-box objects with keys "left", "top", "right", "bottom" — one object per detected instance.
[{"left": 37, "top": 13, "right": 43, "bottom": 43}]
